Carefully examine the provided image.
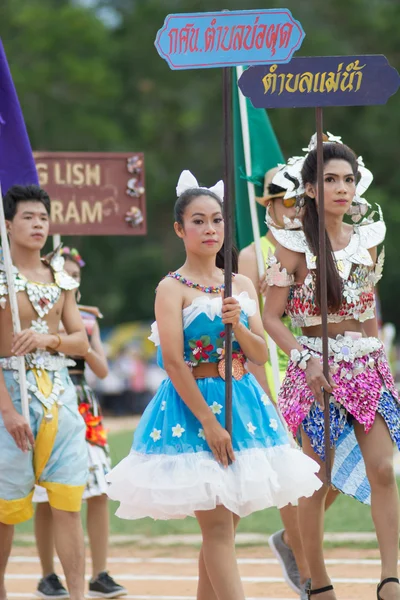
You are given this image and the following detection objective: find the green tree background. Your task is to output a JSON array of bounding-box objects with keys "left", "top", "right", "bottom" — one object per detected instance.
[{"left": 2, "top": 0, "right": 399, "bottom": 327}]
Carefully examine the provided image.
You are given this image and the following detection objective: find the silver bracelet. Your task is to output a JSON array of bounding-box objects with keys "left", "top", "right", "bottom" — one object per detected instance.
[{"left": 290, "top": 348, "right": 312, "bottom": 370}]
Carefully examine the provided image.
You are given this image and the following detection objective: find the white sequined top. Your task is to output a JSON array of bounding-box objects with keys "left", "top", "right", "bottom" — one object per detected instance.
[{"left": 267, "top": 211, "right": 386, "bottom": 328}]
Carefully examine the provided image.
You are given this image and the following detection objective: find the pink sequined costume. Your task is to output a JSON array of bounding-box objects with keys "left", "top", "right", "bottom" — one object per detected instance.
[{"left": 266, "top": 207, "right": 399, "bottom": 504}]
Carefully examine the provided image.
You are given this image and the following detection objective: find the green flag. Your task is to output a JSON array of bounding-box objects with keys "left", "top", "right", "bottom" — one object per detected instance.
[{"left": 233, "top": 77, "right": 284, "bottom": 250}]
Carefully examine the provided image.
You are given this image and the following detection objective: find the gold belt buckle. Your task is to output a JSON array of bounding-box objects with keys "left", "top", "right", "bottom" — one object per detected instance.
[{"left": 217, "top": 357, "right": 245, "bottom": 381}]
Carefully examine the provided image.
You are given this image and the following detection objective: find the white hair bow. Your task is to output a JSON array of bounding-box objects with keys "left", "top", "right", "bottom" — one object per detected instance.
[{"left": 176, "top": 170, "right": 224, "bottom": 201}]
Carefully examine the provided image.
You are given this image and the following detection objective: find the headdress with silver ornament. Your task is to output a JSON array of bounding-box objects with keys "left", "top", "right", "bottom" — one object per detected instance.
[{"left": 270, "top": 132, "right": 374, "bottom": 225}]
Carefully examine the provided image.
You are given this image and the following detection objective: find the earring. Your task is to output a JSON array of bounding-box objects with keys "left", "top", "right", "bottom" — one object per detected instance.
[
  {"left": 76, "top": 290, "right": 81, "bottom": 303},
  {"left": 295, "top": 195, "right": 305, "bottom": 215}
]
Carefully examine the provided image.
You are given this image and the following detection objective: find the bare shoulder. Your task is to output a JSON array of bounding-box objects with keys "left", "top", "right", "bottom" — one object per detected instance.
[
  {"left": 238, "top": 243, "right": 260, "bottom": 285},
  {"left": 156, "top": 275, "right": 183, "bottom": 297},
  {"left": 155, "top": 276, "right": 185, "bottom": 313},
  {"left": 275, "top": 242, "right": 302, "bottom": 271},
  {"left": 238, "top": 243, "right": 256, "bottom": 262},
  {"left": 233, "top": 272, "right": 256, "bottom": 294}
]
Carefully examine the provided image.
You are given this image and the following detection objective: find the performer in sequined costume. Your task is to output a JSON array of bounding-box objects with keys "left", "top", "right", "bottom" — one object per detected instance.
[
  {"left": 263, "top": 135, "right": 400, "bottom": 600},
  {"left": 239, "top": 169, "right": 339, "bottom": 598},
  {"left": 0, "top": 186, "right": 89, "bottom": 600},
  {"left": 33, "top": 248, "right": 127, "bottom": 599},
  {"left": 107, "top": 170, "right": 323, "bottom": 600}
]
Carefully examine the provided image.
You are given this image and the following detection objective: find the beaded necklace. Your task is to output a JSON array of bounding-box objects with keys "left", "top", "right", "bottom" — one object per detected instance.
[{"left": 164, "top": 270, "right": 235, "bottom": 294}]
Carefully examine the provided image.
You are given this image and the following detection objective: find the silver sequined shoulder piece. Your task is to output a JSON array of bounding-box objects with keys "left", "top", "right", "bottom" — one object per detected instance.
[
  {"left": 268, "top": 225, "right": 308, "bottom": 254},
  {"left": 0, "top": 252, "right": 20, "bottom": 299},
  {"left": 357, "top": 219, "right": 386, "bottom": 250},
  {"left": 54, "top": 270, "right": 79, "bottom": 291},
  {"left": 49, "top": 251, "right": 79, "bottom": 291}
]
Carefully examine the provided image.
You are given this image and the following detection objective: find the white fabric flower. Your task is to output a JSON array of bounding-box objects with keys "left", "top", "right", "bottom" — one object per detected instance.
[
  {"left": 148, "top": 321, "right": 160, "bottom": 346},
  {"left": 261, "top": 394, "right": 271, "bottom": 406},
  {"left": 150, "top": 428, "right": 161, "bottom": 442},
  {"left": 343, "top": 281, "right": 360, "bottom": 304},
  {"left": 160, "top": 400, "right": 166, "bottom": 411},
  {"left": 30, "top": 318, "right": 49, "bottom": 334},
  {"left": 247, "top": 422, "right": 257, "bottom": 435},
  {"left": 172, "top": 424, "right": 185, "bottom": 438},
  {"left": 198, "top": 428, "right": 206, "bottom": 440},
  {"left": 210, "top": 402, "right": 223, "bottom": 415},
  {"left": 269, "top": 419, "right": 279, "bottom": 431}
]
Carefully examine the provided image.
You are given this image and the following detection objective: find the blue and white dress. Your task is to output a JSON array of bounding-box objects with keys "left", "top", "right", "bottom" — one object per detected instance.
[{"left": 107, "top": 292, "right": 322, "bottom": 520}]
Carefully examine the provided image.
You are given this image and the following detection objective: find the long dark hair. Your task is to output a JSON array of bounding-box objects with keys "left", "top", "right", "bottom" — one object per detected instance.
[
  {"left": 174, "top": 187, "right": 238, "bottom": 273},
  {"left": 301, "top": 143, "right": 358, "bottom": 312}
]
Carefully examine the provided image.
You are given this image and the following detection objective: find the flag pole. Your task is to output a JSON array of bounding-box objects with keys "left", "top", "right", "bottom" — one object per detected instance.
[
  {"left": 235, "top": 66, "right": 282, "bottom": 399},
  {"left": 316, "top": 108, "right": 331, "bottom": 485},
  {"left": 0, "top": 187, "right": 30, "bottom": 425},
  {"left": 52, "top": 234, "right": 61, "bottom": 251},
  {"left": 222, "top": 67, "right": 233, "bottom": 443}
]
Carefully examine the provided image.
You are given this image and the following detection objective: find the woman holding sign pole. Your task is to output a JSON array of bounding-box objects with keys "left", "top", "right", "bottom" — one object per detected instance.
[
  {"left": 263, "top": 134, "right": 400, "bottom": 600},
  {"left": 107, "top": 170, "right": 323, "bottom": 600},
  {"left": 239, "top": 167, "right": 339, "bottom": 598}
]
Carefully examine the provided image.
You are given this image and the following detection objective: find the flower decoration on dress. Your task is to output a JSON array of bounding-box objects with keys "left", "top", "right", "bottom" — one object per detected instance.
[
  {"left": 160, "top": 400, "right": 166, "bottom": 411},
  {"left": 269, "top": 419, "right": 279, "bottom": 432},
  {"left": 150, "top": 428, "right": 162, "bottom": 442},
  {"left": 342, "top": 281, "right": 361, "bottom": 304},
  {"left": 172, "top": 424, "right": 185, "bottom": 438},
  {"left": 198, "top": 428, "right": 206, "bottom": 440},
  {"left": 210, "top": 402, "right": 223, "bottom": 415},
  {"left": 261, "top": 394, "right": 271, "bottom": 406},
  {"left": 189, "top": 336, "right": 214, "bottom": 365},
  {"left": 247, "top": 422, "right": 257, "bottom": 435},
  {"left": 61, "top": 247, "right": 85, "bottom": 267},
  {"left": 176, "top": 170, "right": 224, "bottom": 201}
]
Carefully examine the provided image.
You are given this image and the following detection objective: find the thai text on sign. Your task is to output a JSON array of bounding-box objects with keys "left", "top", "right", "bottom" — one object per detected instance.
[
  {"left": 34, "top": 152, "right": 146, "bottom": 236},
  {"left": 155, "top": 10, "right": 305, "bottom": 70},
  {"left": 262, "top": 59, "right": 365, "bottom": 96},
  {"left": 238, "top": 55, "right": 400, "bottom": 108}
]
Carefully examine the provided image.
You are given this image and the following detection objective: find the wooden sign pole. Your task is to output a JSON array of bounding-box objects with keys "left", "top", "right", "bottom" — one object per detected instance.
[
  {"left": 222, "top": 67, "right": 233, "bottom": 440},
  {"left": 315, "top": 108, "right": 331, "bottom": 484}
]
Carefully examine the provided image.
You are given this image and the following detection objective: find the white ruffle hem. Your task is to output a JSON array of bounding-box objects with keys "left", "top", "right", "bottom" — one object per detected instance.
[{"left": 107, "top": 445, "right": 322, "bottom": 520}]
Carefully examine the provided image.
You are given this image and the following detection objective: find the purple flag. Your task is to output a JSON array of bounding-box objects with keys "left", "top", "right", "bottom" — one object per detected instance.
[{"left": 0, "top": 39, "right": 38, "bottom": 193}]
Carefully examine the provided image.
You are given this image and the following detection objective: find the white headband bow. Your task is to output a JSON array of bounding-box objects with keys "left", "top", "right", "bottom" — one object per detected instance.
[{"left": 176, "top": 170, "right": 224, "bottom": 201}]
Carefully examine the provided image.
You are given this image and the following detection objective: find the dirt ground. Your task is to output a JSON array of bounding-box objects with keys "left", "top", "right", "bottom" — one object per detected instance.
[{"left": 7, "top": 544, "right": 385, "bottom": 599}]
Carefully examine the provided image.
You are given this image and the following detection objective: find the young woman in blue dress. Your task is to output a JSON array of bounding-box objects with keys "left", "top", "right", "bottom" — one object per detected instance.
[{"left": 107, "top": 170, "right": 322, "bottom": 600}]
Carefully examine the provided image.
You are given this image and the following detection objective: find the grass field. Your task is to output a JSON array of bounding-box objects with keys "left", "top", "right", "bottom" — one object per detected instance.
[{"left": 15, "top": 428, "right": 380, "bottom": 539}]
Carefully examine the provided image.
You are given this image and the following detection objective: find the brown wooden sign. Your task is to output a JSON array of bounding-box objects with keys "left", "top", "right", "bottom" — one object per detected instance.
[{"left": 33, "top": 152, "right": 146, "bottom": 236}]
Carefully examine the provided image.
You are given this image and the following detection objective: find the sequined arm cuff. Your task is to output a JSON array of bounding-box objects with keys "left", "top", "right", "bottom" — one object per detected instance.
[{"left": 265, "top": 262, "right": 295, "bottom": 287}]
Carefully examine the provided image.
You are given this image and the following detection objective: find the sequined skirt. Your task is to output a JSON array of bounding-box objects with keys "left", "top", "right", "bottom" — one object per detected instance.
[{"left": 278, "top": 335, "right": 400, "bottom": 504}]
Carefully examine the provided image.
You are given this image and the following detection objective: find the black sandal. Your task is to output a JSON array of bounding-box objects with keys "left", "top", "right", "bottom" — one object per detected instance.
[
  {"left": 377, "top": 577, "right": 400, "bottom": 599},
  {"left": 307, "top": 583, "right": 334, "bottom": 597}
]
